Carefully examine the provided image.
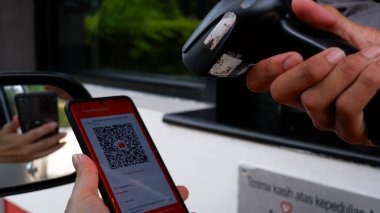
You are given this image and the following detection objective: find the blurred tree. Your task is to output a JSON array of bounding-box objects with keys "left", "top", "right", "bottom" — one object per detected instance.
[{"left": 85, "top": 0, "right": 201, "bottom": 75}]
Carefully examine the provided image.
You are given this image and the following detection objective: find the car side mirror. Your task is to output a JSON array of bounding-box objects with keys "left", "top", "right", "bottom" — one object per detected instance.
[{"left": 0, "top": 71, "right": 91, "bottom": 196}]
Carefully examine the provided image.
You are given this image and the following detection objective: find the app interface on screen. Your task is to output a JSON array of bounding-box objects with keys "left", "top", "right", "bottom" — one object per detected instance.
[{"left": 81, "top": 113, "right": 176, "bottom": 213}]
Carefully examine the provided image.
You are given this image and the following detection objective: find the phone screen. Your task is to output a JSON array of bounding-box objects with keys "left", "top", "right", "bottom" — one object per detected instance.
[{"left": 67, "top": 97, "right": 188, "bottom": 213}]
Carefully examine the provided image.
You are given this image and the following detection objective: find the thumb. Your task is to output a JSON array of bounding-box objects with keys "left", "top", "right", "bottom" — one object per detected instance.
[
  {"left": 71, "top": 154, "right": 100, "bottom": 196},
  {"left": 65, "top": 154, "right": 109, "bottom": 213},
  {"left": 1, "top": 115, "right": 20, "bottom": 133},
  {"left": 292, "top": 0, "right": 380, "bottom": 49},
  {"left": 177, "top": 185, "right": 189, "bottom": 201}
]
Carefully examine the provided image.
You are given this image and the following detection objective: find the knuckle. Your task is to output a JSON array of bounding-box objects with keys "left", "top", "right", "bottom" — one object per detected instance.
[
  {"left": 336, "top": 57, "right": 359, "bottom": 79},
  {"left": 301, "top": 91, "right": 334, "bottom": 130},
  {"left": 362, "top": 28, "right": 380, "bottom": 47},
  {"left": 300, "top": 91, "right": 318, "bottom": 112},
  {"left": 246, "top": 77, "right": 261, "bottom": 92},
  {"left": 311, "top": 116, "right": 332, "bottom": 131},
  {"left": 339, "top": 132, "right": 367, "bottom": 145},
  {"left": 301, "top": 63, "right": 320, "bottom": 84},
  {"left": 359, "top": 68, "right": 380, "bottom": 90},
  {"left": 335, "top": 98, "right": 353, "bottom": 117},
  {"left": 270, "top": 83, "right": 287, "bottom": 104},
  {"left": 27, "top": 130, "right": 41, "bottom": 140},
  {"left": 312, "top": 120, "right": 326, "bottom": 131},
  {"left": 246, "top": 61, "right": 279, "bottom": 92},
  {"left": 266, "top": 60, "right": 282, "bottom": 79}
]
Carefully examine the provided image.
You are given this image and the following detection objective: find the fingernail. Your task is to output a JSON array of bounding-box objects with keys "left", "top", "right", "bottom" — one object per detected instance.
[
  {"left": 361, "top": 46, "right": 380, "bottom": 59},
  {"left": 326, "top": 48, "right": 345, "bottom": 64},
  {"left": 283, "top": 56, "right": 301, "bottom": 70}
]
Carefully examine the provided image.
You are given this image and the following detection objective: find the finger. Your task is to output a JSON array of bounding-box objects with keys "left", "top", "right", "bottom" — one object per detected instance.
[
  {"left": 8, "top": 132, "right": 66, "bottom": 162},
  {"left": 24, "top": 132, "right": 67, "bottom": 154},
  {"left": 177, "top": 185, "right": 189, "bottom": 201},
  {"left": 292, "top": 0, "right": 380, "bottom": 49},
  {"left": 30, "top": 132, "right": 67, "bottom": 149},
  {"left": 66, "top": 154, "right": 109, "bottom": 213},
  {"left": 23, "top": 122, "right": 59, "bottom": 143},
  {"left": 301, "top": 46, "right": 380, "bottom": 130},
  {"left": 334, "top": 58, "right": 380, "bottom": 145},
  {"left": 1, "top": 115, "right": 20, "bottom": 133},
  {"left": 270, "top": 48, "right": 345, "bottom": 108},
  {"left": 246, "top": 52, "right": 303, "bottom": 92},
  {"left": 8, "top": 142, "right": 66, "bottom": 163},
  {"left": 71, "top": 154, "right": 100, "bottom": 196},
  {"left": 27, "top": 142, "right": 66, "bottom": 162},
  {"left": 292, "top": 0, "right": 337, "bottom": 29}
]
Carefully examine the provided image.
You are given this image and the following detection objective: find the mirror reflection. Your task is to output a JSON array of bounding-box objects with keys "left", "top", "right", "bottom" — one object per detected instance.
[{"left": 0, "top": 84, "right": 80, "bottom": 188}]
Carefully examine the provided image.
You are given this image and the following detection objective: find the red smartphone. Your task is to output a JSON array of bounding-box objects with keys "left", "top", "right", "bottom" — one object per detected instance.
[{"left": 65, "top": 96, "right": 189, "bottom": 213}]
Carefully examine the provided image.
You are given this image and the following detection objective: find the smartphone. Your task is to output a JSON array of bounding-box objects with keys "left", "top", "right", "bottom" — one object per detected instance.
[
  {"left": 65, "top": 96, "right": 189, "bottom": 213},
  {"left": 15, "top": 92, "right": 58, "bottom": 138}
]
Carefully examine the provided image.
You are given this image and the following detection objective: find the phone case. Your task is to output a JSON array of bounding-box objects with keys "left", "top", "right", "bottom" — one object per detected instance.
[
  {"left": 65, "top": 96, "right": 189, "bottom": 213},
  {"left": 15, "top": 92, "right": 58, "bottom": 137}
]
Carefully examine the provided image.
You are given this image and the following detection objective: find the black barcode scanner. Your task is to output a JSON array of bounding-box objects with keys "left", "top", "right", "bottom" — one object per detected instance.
[
  {"left": 182, "top": 0, "right": 358, "bottom": 77},
  {"left": 182, "top": 0, "right": 380, "bottom": 145}
]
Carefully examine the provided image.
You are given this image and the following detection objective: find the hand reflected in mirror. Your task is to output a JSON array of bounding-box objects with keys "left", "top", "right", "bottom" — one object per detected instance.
[
  {"left": 0, "top": 72, "right": 91, "bottom": 197},
  {"left": 0, "top": 83, "right": 82, "bottom": 189},
  {"left": 0, "top": 115, "right": 66, "bottom": 163}
]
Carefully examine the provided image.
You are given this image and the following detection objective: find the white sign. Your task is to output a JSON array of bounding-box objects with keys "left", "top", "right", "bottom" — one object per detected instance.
[{"left": 238, "top": 164, "right": 380, "bottom": 213}]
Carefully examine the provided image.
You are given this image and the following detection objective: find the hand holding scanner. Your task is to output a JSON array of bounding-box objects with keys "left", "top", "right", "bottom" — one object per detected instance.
[{"left": 182, "top": 0, "right": 380, "bottom": 146}]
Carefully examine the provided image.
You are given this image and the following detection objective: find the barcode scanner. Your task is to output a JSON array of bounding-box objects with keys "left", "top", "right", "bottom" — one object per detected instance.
[
  {"left": 182, "top": 0, "right": 380, "bottom": 145},
  {"left": 182, "top": 0, "right": 358, "bottom": 77}
]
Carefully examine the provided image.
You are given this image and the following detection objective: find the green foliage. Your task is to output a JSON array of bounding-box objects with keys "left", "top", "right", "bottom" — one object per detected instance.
[
  {"left": 84, "top": 0, "right": 200, "bottom": 75},
  {"left": 58, "top": 100, "right": 70, "bottom": 128},
  {"left": 95, "top": 0, "right": 182, "bottom": 39}
]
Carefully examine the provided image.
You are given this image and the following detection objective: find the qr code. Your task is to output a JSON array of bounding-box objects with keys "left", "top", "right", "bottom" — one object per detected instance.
[{"left": 93, "top": 123, "right": 149, "bottom": 169}]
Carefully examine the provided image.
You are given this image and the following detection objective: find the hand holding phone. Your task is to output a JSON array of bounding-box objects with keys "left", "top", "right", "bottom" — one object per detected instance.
[{"left": 65, "top": 96, "right": 189, "bottom": 213}]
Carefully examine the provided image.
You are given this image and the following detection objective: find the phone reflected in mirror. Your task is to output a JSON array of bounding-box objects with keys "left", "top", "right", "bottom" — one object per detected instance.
[{"left": 0, "top": 84, "right": 81, "bottom": 190}]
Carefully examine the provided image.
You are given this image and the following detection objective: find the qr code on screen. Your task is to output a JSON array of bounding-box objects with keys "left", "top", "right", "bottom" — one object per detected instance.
[{"left": 93, "top": 123, "right": 149, "bottom": 169}]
